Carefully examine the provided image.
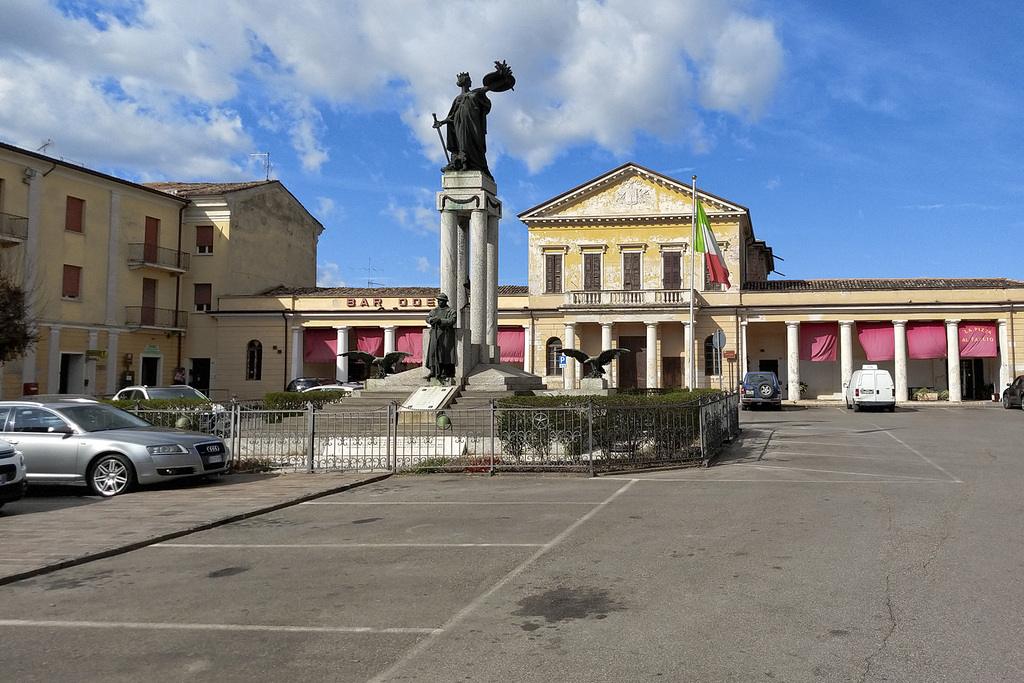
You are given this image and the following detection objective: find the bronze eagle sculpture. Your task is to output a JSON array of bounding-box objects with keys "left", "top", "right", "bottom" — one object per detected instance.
[
  {"left": 341, "top": 351, "right": 412, "bottom": 378},
  {"left": 560, "top": 348, "right": 630, "bottom": 379}
]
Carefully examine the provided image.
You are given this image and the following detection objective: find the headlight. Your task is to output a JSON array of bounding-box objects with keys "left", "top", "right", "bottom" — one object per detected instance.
[{"left": 147, "top": 444, "right": 189, "bottom": 455}]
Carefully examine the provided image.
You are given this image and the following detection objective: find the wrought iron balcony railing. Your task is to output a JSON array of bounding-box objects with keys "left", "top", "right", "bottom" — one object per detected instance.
[
  {"left": 0, "top": 211, "right": 29, "bottom": 244},
  {"left": 127, "top": 243, "right": 190, "bottom": 273},
  {"left": 124, "top": 306, "right": 188, "bottom": 331}
]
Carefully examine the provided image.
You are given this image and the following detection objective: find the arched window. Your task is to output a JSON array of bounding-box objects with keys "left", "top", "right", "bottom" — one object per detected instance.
[
  {"left": 246, "top": 340, "right": 263, "bottom": 380},
  {"left": 703, "top": 335, "right": 721, "bottom": 376},
  {"left": 546, "top": 337, "right": 563, "bottom": 376}
]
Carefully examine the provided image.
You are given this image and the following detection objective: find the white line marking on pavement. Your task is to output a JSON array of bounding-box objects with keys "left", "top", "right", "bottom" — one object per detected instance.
[
  {"left": 366, "top": 478, "right": 640, "bottom": 683},
  {"left": 0, "top": 619, "right": 439, "bottom": 635},
  {"left": 153, "top": 543, "right": 542, "bottom": 549},
  {"left": 873, "top": 423, "right": 962, "bottom": 482},
  {"left": 303, "top": 501, "right": 602, "bottom": 505}
]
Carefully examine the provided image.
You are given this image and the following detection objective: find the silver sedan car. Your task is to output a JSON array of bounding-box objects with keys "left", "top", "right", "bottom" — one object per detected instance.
[{"left": 0, "top": 399, "right": 231, "bottom": 497}]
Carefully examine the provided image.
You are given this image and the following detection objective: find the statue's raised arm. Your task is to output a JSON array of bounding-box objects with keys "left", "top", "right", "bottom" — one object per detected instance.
[{"left": 432, "top": 61, "right": 514, "bottom": 178}]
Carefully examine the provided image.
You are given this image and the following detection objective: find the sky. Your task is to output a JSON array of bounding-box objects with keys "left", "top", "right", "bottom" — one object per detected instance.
[{"left": 1, "top": 0, "right": 1022, "bottom": 287}]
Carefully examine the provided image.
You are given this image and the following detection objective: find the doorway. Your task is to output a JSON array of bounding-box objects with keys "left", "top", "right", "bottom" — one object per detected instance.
[
  {"left": 618, "top": 336, "right": 645, "bottom": 388},
  {"left": 59, "top": 353, "right": 86, "bottom": 393},
  {"left": 141, "top": 356, "right": 160, "bottom": 386},
  {"left": 960, "top": 358, "right": 987, "bottom": 400},
  {"left": 190, "top": 358, "right": 211, "bottom": 394}
]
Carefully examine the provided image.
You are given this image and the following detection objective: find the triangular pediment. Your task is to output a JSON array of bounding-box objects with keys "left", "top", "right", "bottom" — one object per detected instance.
[{"left": 517, "top": 163, "right": 747, "bottom": 223}]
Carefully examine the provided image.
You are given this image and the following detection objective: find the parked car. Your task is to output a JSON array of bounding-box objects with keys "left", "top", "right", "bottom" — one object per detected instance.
[
  {"left": 844, "top": 365, "right": 896, "bottom": 412},
  {"left": 285, "top": 377, "right": 337, "bottom": 392},
  {"left": 740, "top": 371, "right": 782, "bottom": 410},
  {"left": 300, "top": 382, "right": 361, "bottom": 394},
  {"left": 0, "top": 438, "right": 28, "bottom": 509},
  {"left": 0, "top": 399, "right": 231, "bottom": 497},
  {"left": 1002, "top": 375, "right": 1024, "bottom": 409},
  {"left": 111, "top": 385, "right": 230, "bottom": 436}
]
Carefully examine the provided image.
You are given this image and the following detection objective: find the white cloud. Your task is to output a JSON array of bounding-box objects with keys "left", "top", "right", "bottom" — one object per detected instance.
[
  {"left": 0, "top": 0, "right": 784, "bottom": 179},
  {"left": 316, "top": 197, "right": 336, "bottom": 218},
  {"left": 317, "top": 261, "right": 346, "bottom": 287},
  {"left": 383, "top": 189, "right": 438, "bottom": 236}
]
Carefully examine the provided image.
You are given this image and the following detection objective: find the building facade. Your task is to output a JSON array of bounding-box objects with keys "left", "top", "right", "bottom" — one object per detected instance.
[
  {"left": 0, "top": 143, "right": 321, "bottom": 400},
  {"left": 2, "top": 149, "right": 1020, "bottom": 403}
]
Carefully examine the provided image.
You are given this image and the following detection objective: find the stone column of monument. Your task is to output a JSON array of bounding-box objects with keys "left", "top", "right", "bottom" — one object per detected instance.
[{"left": 436, "top": 171, "right": 502, "bottom": 380}]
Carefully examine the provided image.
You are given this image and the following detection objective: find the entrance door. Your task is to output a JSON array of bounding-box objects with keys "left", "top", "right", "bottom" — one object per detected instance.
[
  {"left": 59, "top": 353, "right": 86, "bottom": 393},
  {"left": 663, "top": 357, "right": 682, "bottom": 388},
  {"left": 141, "top": 356, "right": 160, "bottom": 386},
  {"left": 144, "top": 217, "right": 159, "bottom": 263},
  {"left": 960, "top": 358, "right": 985, "bottom": 399},
  {"left": 191, "top": 358, "right": 211, "bottom": 394},
  {"left": 618, "top": 336, "right": 645, "bottom": 388}
]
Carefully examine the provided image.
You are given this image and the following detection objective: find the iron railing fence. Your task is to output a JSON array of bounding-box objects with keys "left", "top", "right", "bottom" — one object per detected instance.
[{"left": 127, "top": 393, "right": 739, "bottom": 475}]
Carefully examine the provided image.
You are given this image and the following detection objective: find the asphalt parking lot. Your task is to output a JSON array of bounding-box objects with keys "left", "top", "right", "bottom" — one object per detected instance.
[{"left": 2, "top": 402, "right": 1023, "bottom": 682}]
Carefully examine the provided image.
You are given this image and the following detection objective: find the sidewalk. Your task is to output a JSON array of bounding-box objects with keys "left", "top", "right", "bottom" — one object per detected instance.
[{"left": 0, "top": 471, "right": 390, "bottom": 586}]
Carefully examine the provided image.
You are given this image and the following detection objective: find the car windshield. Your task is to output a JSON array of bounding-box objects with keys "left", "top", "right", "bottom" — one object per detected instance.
[
  {"left": 55, "top": 404, "right": 153, "bottom": 432},
  {"left": 745, "top": 373, "right": 776, "bottom": 384},
  {"left": 146, "top": 387, "right": 207, "bottom": 400}
]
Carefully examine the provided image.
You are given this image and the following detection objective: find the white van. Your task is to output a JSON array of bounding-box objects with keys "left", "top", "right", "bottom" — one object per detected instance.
[{"left": 844, "top": 365, "right": 896, "bottom": 412}]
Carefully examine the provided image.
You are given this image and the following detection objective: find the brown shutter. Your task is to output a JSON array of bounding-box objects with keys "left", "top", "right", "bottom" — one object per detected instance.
[
  {"left": 545, "top": 254, "right": 562, "bottom": 293},
  {"left": 584, "top": 253, "right": 601, "bottom": 291},
  {"left": 65, "top": 197, "right": 84, "bottom": 233},
  {"left": 623, "top": 252, "right": 641, "bottom": 290},
  {"left": 194, "top": 283, "right": 212, "bottom": 308},
  {"left": 144, "top": 217, "right": 159, "bottom": 262},
  {"left": 62, "top": 265, "right": 81, "bottom": 298},
  {"left": 196, "top": 225, "right": 214, "bottom": 249},
  {"left": 663, "top": 251, "right": 681, "bottom": 290}
]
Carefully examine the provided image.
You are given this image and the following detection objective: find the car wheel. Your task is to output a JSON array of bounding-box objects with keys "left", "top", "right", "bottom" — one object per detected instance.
[
  {"left": 88, "top": 454, "right": 135, "bottom": 497},
  {"left": 853, "top": 402, "right": 861, "bottom": 412},
  {"left": 1003, "top": 395, "right": 1011, "bottom": 409},
  {"left": 757, "top": 382, "right": 775, "bottom": 399},
  {"left": 846, "top": 400, "right": 852, "bottom": 410}
]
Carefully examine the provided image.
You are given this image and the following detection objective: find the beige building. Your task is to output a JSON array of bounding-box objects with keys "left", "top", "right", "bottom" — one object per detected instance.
[
  {"left": 2, "top": 149, "right": 1020, "bottom": 403},
  {"left": 238, "top": 163, "right": 1024, "bottom": 403},
  {"left": 0, "top": 142, "right": 321, "bottom": 399}
]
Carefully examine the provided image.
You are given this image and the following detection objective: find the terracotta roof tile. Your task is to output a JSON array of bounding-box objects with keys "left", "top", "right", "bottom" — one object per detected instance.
[
  {"left": 744, "top": 278, "right": 1024, "bottom": 292},
  {"left": 143, "top": 180, "right": 276, "bottom": 196}
]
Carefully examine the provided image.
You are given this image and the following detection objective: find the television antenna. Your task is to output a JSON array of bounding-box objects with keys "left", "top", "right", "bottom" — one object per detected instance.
[
  {"left": 354, "top": 258, "right": 385, "bottom": 287},
  {"left": 250, "top": 152, "right": 271, "bottom": 180},
  {"left": 38, "top": 139, "right": 54, "bottom": 153}
]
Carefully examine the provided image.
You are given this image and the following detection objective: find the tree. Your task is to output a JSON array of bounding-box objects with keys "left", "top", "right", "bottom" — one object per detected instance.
[{"left": 0, "top": 272, "right": 36, "bottom": 363}]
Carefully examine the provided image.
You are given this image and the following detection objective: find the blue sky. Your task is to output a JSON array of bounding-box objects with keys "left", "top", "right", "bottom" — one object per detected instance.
[{"left": 1, "top": 0, "right": 1022, "bottom": 286}]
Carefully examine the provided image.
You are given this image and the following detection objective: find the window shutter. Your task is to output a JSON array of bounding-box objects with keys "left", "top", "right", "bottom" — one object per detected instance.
[
  {"left": 65, "top": 197, "right": 84, "bottom": 233},
  {"left": 663, "top": 251, "right": 681, "bottom": 290},
  {"left": 584, "top": 253, "right": 601, "bottom": 291},
  {"left": 196, "top": 225, "right": 214, "bottom": 252},
  {"left": 62, "top": 265, "right": 81, "bottom": 298}
]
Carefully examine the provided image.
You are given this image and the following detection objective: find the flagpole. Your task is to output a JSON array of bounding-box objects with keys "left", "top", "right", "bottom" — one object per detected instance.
[{"left": 689, "top": 174, "right": 696, "bottom": 390}]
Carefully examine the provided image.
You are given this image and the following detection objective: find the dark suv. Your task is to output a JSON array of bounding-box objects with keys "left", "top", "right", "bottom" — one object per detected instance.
[{"left": 741, "top": 371, "right": 782, "bottom": 410}]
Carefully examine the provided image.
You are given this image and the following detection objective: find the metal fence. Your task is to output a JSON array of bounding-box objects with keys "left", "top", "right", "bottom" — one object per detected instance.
[{"left": 130, "top": 393, "right": 740, "bottom": 475}]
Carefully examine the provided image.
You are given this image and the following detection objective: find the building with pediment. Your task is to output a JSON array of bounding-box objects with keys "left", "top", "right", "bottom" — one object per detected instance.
[{"left": 3, "top": 147, "right": 1021, "bottom": 403}]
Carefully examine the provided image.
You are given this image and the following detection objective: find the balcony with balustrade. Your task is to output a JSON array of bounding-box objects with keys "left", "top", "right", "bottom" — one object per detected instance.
[
  {"left": 0, "top": 211, "right": 29, "bottom": 245},
  {"left": 125, "top": 306, "right": 188, "bottom": 332},
  {"left": 127, "top": 243, "right": 191, "bottom": 274},
  {"left": 563, "top": 288, "right": 692, "bottom": 309}
]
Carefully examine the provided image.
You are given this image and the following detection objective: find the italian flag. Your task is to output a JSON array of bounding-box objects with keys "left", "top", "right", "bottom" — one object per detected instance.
[{"left": 694, "top": 197, "right": 731, "bottom": 287}]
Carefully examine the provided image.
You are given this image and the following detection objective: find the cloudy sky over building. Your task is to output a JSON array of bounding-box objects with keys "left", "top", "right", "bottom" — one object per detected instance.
[{"left": 2, "top": 0, "right": 1021, "bottom": 286}]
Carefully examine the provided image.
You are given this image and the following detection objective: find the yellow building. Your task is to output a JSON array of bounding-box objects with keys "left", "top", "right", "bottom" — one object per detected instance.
[
  {"left": 0, "top": 143, "right": 321, "bottom": 399},
  {"left": 3, "top": 148, "right": 1020, "bottom": 404},
  {"left": 228, "top": 163, "right": 1023, "bottom": 404}
]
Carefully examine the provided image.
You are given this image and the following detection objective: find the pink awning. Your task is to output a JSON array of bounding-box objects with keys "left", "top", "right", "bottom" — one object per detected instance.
[
  {"left": 396, "top": 327, "right": 424, "bottom": 363},
  {"left": 355, "top": 328, "right": 384, "bottom": 356},
  {"left": 906, "top": 323, "right": 946, "bottom": 359},
  {"left": 498, "top": 327, "right": 525, "bottom": 362},
  {"left": 303, "top": 328, "right": 337, "bottom": 363},
  {"left": 959, "top": 322, "right": 997, "bottom": 357},
  {"left": 799, "top": 322, "right": 837, "bottom": 361},
  {"left": 857, "top": 322, "right": 895, "bottom": 361}
]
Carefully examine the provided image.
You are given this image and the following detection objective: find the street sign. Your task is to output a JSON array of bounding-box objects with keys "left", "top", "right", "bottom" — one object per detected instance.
[{"left": 712, "top": 330, "right": 726, "bottom": 350}]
